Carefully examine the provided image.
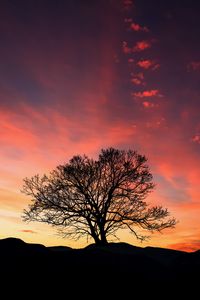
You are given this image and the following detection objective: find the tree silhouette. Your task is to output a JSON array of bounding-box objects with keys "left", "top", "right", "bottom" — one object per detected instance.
[{"left": 22, "top": 147, "right": 176, "bottom": 245}]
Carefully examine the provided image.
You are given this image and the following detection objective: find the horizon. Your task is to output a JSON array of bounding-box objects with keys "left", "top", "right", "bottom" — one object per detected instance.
[
  {"left": 1, "top": 0, "right": 200, "bottom": 253},
  {"left": 1, "top": 235, "right": 198, "bottom": 253}
]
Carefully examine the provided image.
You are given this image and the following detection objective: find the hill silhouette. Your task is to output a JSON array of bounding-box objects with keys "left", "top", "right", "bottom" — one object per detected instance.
[{"left": 1, "top": 237, "right": 200, "bottom": 294}]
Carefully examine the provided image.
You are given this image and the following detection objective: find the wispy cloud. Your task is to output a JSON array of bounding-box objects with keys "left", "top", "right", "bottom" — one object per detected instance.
[
  {"left": 168, "top": 241, "right": 200, "bottom": 252},
  {"left": 20, "top": 229, "right": 37, "bottom": 234}
]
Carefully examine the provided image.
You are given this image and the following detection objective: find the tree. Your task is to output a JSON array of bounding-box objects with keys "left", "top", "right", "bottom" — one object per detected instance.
[{"left": 22, "top": 147, "right": 176, "bottom": 245}]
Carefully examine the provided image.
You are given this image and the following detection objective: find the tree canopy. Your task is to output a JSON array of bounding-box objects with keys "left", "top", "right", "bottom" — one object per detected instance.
[{"left": 22, "top": 147, "right": 176, "bottom": 245}]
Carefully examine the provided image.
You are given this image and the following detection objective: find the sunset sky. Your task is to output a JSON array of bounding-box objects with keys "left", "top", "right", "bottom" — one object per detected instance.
[{"left": 1, "top": 0, "right": 200, "bottom": 251}]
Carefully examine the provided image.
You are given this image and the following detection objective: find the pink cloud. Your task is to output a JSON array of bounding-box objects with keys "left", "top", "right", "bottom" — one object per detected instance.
[
  {"left": 1, "top": 100, "right": 200, "bottom": 249},
  {"left": 0, "top": 99, "right": 137, "bottom": 189},
  {"left": 0, "top": 110, "right": 38, "bottom": 150}
]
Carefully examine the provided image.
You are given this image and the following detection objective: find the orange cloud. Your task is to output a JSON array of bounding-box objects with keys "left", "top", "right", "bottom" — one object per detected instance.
[
  {"left": 168, "top": 242, "right": 200, "bottom": 252},
  {"left": 133, "top": 89, "right": 160, "bottom": 98}
]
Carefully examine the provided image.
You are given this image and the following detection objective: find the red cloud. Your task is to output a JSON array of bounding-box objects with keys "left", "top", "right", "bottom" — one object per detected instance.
[
  {"left": 133, "top": 89, "right": 160, "bottom": 98},
  {"left": 192, "top": 135, "right": 200, "bottom": 143},
  {"left": 137, "top": 59, "right": 160, "bottom": 70},
  {"left": 137, "top": 60, "right": 153, "bottom": 69},
  {"left": 130, "top": 23, "right": 149, "bottom": 32},
  {"left": 133, "top": 40, "right": 151, "bottom": 52},
  {"left": 187, "top": 61, "right": 200, "bottom": 71},
  {"left": 122, "top": 41, "right": 152, "bottom": 55}
]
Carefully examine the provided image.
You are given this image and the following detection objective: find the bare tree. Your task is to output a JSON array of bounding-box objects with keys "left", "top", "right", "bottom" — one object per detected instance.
[{"left": 22, "top": 147, "right": 176, "bottom": 245}]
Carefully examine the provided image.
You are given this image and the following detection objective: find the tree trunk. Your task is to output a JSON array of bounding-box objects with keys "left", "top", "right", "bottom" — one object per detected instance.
[
  {"left": 92, "top": 233, "right": 101, "bottom": 245},
  {"left": 99, "top": 225, "right": 108, "bottom": 246},
  {"left": 100, "top": 236, "right": 108, "bottom": 246},
  {"left": 91, "top": 230, "right": 107, "bottom": 246},
  {"left": 96, "top": 238, "right": 108, "bottom": 246},
  {"left": 87, "top": 218, "right": 108, "bottom": 245},
  {"left": 87, "top": 218, "right": 102, "bottom": 245}
]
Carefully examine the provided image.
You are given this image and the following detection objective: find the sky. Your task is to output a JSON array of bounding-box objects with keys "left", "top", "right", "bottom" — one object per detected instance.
[{"left": 0, "top": 0, "right": 200, "bottom": 251}]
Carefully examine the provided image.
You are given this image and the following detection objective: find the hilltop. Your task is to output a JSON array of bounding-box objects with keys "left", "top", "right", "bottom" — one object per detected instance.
[{"left": 1, "top": 237, "right": 200, "bottom": 294}]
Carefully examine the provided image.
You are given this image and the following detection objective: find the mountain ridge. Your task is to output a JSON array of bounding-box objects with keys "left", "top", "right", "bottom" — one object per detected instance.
[{"left": 1, "top": 236, "right": 200, "bottom": 290}]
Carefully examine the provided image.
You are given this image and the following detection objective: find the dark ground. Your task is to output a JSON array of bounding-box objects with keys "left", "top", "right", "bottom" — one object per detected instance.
[{"left": 1, "top": 237, "right": 199, "bottom": 296}]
